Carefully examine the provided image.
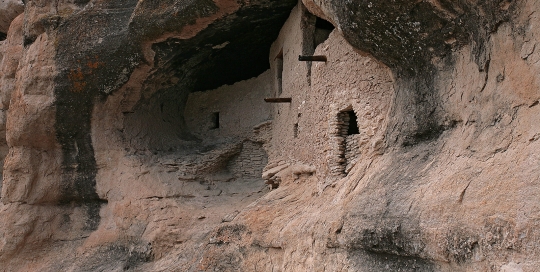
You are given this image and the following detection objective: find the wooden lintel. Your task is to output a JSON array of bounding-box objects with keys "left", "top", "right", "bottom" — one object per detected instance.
[
  {"left": 264, "top": 98, "right": 292, "bottom": 103},
  {"left": 298, "top": 55, "right": 327, "bottom": 62}
]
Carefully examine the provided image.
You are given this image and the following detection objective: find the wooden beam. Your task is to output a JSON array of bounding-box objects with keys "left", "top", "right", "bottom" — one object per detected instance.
[
  {"left": 264, "top": 98, "right": 292, "bottom": 103},
  {"left": 298, "top": 55, "right": 327, "bottom": 62}
]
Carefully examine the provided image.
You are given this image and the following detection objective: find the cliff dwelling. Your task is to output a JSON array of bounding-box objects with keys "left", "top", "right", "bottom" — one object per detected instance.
[{"left": 1, "top": 0, "right": 540, "bottom": 271}]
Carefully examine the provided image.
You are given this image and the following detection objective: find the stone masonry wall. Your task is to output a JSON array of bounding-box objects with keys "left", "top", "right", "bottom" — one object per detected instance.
[
  {"left": 184, "top": 71, "right": 273, "bottom": 142},
  {"left": 184, "top": 71, "right": 273, "bottom": 181},
  {"left": 344, "top": 134, "right": 361, "bottom": 174},
  {"left": 228, "top": 141, "right": 268, "bottom": 180},
  {"left": 266, "top": 4, "right": 393, "bottom": 188},
  {"left": 328, "top": 110, "right": 362, "bottom": 177}
]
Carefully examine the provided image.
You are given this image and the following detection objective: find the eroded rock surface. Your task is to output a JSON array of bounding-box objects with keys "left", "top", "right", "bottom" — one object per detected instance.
[
  {"left": 0, "top": 0, "right": 23, "bottom": 36},
  {"left": 0, "top": 0, "right": 539, "bottom": 271}
]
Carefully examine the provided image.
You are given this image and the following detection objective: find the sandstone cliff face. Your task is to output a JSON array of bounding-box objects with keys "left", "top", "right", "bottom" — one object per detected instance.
[{"left": 0, "top": 0, "right": 539, "bottom": 271}]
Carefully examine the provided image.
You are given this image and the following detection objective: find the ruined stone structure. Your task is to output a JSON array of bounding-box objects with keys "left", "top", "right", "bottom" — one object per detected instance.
[{"left": 1, "top": 0, "right": 540, "bottom": 271}]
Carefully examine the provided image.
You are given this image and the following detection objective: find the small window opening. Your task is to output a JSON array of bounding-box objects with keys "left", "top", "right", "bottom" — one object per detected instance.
[
  {"left": 0, "top": 32, "right": 6, "bottom": 41},
  {"left": 210, "top": 112, "right": 220, "bottom": 129},
  {"left": 314, "top": 17, "right": 334, "bottom": 48},
  {"left": 294, "top": 123, "right": 299, "bottom": 138},
  {"left": 276, "top": 48, "right": 284, "bottom": 95}
]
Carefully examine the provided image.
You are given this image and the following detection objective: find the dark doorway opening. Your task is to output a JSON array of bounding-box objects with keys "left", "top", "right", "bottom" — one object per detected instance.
[
  {"left": 314, "top": 17, "right": 334, "bottom": 48},
  {"left": 346, "top": 110, "right": 359, "bottom": 135},
  {"left": 211, "top": 112, "right": 220, "bottom": 129},
  {"left": 315, "top": 17, "right": 335, "bottom": 30}
]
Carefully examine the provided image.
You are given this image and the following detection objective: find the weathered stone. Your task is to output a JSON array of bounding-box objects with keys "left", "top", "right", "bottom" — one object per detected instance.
[
  {"left": 0, "top": 0, "right": 23, "bottom": 34},
  {"left": 0, "top": 0, "right": 539, "bottom": 271}
]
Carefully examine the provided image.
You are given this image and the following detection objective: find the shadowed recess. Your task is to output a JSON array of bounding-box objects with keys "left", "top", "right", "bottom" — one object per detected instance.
[
  {"left": 152, "top": 1, "right": 297, "bottom": 93},
  {"left": 123, "top": 0, "right": 297, "bottom": 151}
]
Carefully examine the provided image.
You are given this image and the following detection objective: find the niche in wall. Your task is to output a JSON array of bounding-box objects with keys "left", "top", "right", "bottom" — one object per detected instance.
[{"left": 0, "top": 32, "right": 6, "bottom": 41}]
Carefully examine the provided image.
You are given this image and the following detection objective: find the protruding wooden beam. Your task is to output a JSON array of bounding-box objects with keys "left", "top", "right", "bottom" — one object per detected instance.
[
  {"left": 264, "top": 98, "right": 292, "bottom": 103},
  {"left": 298, "top": 55, "right": 327, "bottom": 62}
]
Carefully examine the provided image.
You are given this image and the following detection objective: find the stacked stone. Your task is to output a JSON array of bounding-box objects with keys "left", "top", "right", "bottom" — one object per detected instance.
[
  {"left": 228, "top": 141, "right": 268, "bottom": 179},
  {"left": 326, "top": 111, "right": 363, "bottom": 176},
  {"left": 338, "top": 112, "right": 350, "bottom": 135},
  {"left": 345, "top": 134, "right": 361, "bottom": 173},
  {"left": 327, "top": 115, "right": 347, "bottom": 177}
]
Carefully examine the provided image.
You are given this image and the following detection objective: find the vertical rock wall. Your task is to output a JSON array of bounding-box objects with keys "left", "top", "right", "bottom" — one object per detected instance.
[
  {"left": 0, "top": 0, "right": 296, "bottom": 270},
  {"left": 0, "top": 0, "right": 539, "bottom": 271},
  {"left": 0, "top": 13, "right": 23, "bottom": 194},
  {"left": 0, "top": 0, "right": 23, "bottom": 35}
]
